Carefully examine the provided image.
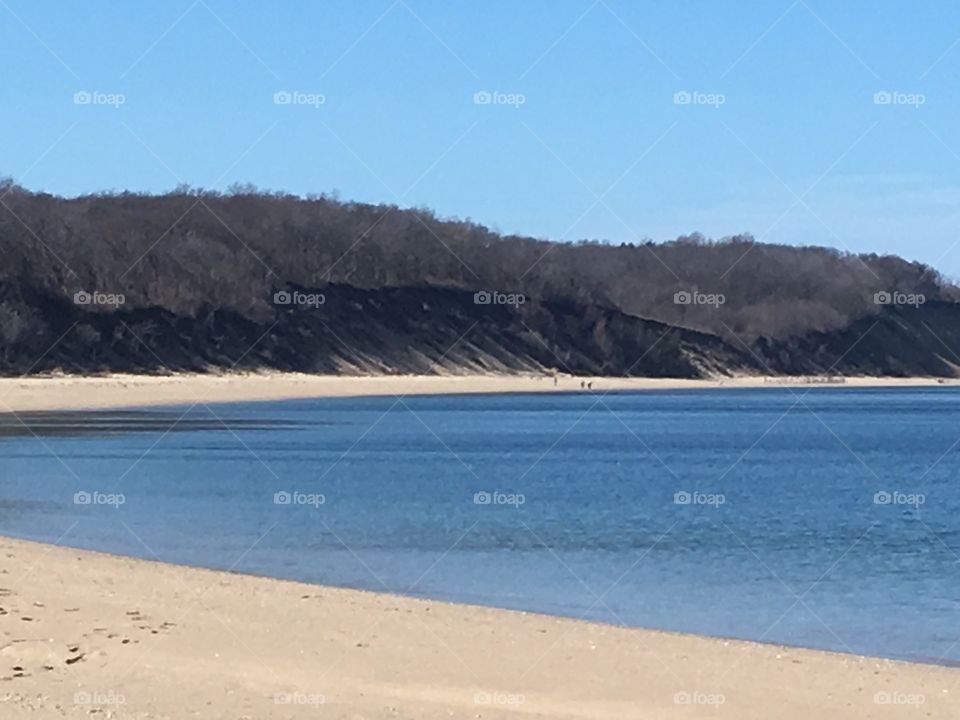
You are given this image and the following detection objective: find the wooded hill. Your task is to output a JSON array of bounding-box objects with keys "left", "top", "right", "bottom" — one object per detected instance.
[{"left": 0, "top": 182, "right": 956, "bottom": 377}]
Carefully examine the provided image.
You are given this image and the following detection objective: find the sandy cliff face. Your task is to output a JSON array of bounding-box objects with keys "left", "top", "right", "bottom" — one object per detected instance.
[{"left": 1, "top": 279, "right": 956, "bottom": 378}]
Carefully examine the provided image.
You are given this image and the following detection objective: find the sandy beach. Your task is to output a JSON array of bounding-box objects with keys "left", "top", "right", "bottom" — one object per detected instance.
[
  {"left": 0, "top": 372, "right": 952, "bottom": 413},
  {"left": 0, "top": 536, "right": 957, "bottom": 719}
]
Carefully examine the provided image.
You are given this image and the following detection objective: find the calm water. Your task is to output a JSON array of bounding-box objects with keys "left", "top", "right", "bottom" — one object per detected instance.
[{"left": 1, "top": 388, "right": 958, "bottom": 663}]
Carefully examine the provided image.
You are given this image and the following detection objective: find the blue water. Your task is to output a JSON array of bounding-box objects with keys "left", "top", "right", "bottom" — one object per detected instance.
[{"left": 1, "top": 388, "right": 958, "bottom": 663}]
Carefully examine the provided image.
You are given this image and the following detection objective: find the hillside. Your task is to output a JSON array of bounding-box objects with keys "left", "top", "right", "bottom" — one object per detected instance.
[{"left": 0, "top": 183, "right": 957, "bottom": 378}]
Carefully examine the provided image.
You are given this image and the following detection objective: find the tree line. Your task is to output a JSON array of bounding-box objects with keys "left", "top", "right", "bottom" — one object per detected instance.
[{"left": 0, "top": 182, "right": 952, "bottom": 366}]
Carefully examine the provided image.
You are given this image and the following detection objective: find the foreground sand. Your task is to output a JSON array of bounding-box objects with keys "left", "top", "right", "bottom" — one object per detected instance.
[
  {"left": 1, "top": 537, "right": 958, "bottom": 719},
  {"left": 0, "top": 372, "right": 953, "bottom": 412}
]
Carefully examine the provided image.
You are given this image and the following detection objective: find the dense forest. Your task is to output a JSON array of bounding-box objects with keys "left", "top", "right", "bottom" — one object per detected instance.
[{"left": 0, "top": 182, "right": 957, "bottom": 377}]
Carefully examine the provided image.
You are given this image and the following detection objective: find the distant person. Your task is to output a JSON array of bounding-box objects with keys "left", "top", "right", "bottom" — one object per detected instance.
[
  {"left": 553, "top": 376, "right": 558, "bottom": 386},
  {"left": 587, "top": 381, "right": 593, "bottom": 390},
  {"left": 580, "top": 380, "right": 585, "bottom": 389}
]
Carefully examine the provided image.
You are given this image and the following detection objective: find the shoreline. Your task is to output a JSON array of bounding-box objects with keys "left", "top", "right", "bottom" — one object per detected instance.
[
  {"left": 3, "top": 532, "right": 954, "bottom": 671},
  {"left": 2, "top": 535, "right": 959, "bottom": 719},
  {"left": 0, "top": 371, "right": 954, "bottom": 413}
]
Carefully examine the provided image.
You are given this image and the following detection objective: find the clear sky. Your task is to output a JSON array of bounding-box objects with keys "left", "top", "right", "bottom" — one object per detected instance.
[{"left": 3, "top": 1, "right": 960, "bottom": 275}]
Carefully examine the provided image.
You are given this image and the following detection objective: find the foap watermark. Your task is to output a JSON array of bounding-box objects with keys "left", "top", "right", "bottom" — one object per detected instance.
[
  {"left": 74, "top": 690, "right": 125, "bottom": 706},
  {"left": 473, "top": 90, "right": 526, "bottom": 108},
  {"left": 474, "top": 290, "right": 525, "bottom": 307},
  {"left": 274, "top": 290, "right": 325, "bottom": 308},
  {"left": 873, "top": 90, "right": 925, "bottom": 108},
  {"left": 73, "top": 90, "right": 126, "bottom": 108},
  {"left": 674, "top": 290, "right": 725, "bottom": 308},
  {"left": 74, "top": 490, "right": 125, "bottom": 508},
  {"left": 674, "top": 491, "right": 725, "bottom": 508},
  {"left": 74, "top": 290, "right": 125, "bottom": 308},
  {"left": 474, "top": 490, "right": 525, "bottom": 507},
  {"left": 273, "top": 90, "right": 326, "bottom": 108},
  {"left": 873, "top": 290, "right": 924, "bottom": 307},
  {"left": 474, "top": 691, "right": 525, "bottom": 707},
  {"left": 274, "top": 490, "right": 326, "bottom": 508},
  {"left": 874, "top": 690, "right": 925, "bottom": 706},
  {"left": 673, "top": 90, "right": 725, "bottom": 108},
  {"left": 274, "top": 692, "right": 326, "bottom": 707},
  {"left": 874, "top": 490, "right": 925, "bottom": 509},
  {"left": 673, "top": 690, "right": 726, "bottom": 706}
]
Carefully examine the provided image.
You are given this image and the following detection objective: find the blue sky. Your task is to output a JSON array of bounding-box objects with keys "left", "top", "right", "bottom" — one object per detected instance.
[{"left": 3, "top": 0, "right": 960, "bottom": 275}]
